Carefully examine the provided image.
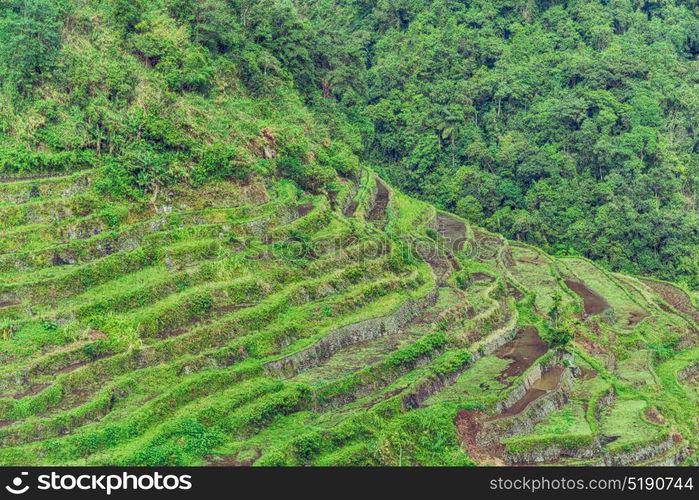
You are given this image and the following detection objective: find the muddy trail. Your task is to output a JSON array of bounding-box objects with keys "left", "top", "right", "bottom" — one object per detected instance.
[
  {"left": 367, "top": 179, "right": 389, "bottom": 225},
  {"left": 494, "top": 327, "right": 548, "bottom": 381},
  {"left": 641, "top": 279, "right": 699, "bottom": 323},
  {"left": 565, "top": 280, "right": 610, "bottom": 315}
]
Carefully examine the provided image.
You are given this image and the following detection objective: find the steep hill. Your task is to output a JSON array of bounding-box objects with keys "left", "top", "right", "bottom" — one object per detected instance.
[
  {"left": 0, "top": 166, "right": 696, "bottom": 466},
  {"left": 0, "top": 0, "right": 696, "bottom": 467}
]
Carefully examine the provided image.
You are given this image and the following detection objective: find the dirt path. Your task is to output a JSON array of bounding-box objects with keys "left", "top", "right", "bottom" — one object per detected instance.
[
  {"left": 0, "top": 173, "right": 64, "bottom": 183},
  {"left": 11, "top": 382, "right": 50, "bottom": 400},
  {"left": 417, "top": 246, "right": 455, "bottom": 284},
  {"left": 53, "top": 352, "right": 114, "bottom": 374},
  {"left": 367, "top": 179, "right": 389, "bottom": 224},
  {"left": 565, "top": 280, "right": 610, "bottom": 315},
  {"left": 494, "top": 327, "right": 548, "bottom": 381}
]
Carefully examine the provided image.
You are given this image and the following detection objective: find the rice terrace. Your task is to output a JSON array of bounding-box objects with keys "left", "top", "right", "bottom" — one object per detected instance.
[
  {"left": 0, "top": 0, "right": 697, "bottom": 473},
  {"left": 0, "top": 165, "right": 696, "bottom": 467}
]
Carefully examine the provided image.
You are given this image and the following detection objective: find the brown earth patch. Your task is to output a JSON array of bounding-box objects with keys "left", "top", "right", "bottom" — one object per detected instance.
[
  {"left": 160, "top": 303, "right": 253, "bottom": 339},
  {"left": 0, "top": 173, "right": 63, "bottom": 182},
  {"left": 367, "top": 179, "right": 389, "bottom": 224},
  {"left": 578, "top": 367, "right": 598, "bottom": 380},
  {"left": 54, "top": 352, "right": 114, "bottom": 374},
  {"left": 602, "top": 435, "right": 621, "bottom": 445},
  {"left": 506, "top": 283, "right": 524, "bottom": 301},
  {"left": 355, "top": 387, "right": 405, "bottom": 412},
  {"left": 343, "top": 199, "right": 358, "bottom": 217},
  {"left": 415, "top": 242, "right": 456, "bottom": 283},
  {"left": 494, "top": 327, "right": 548, "bottom": 381},
  {"left": 435, "top": 212, "right": 467, "bottom": 252},
  {"left": 533, "top": 365, "right": 564, "bottom": 390},
  {"left": 517, "top": 255, "right": 547, "bottom": 265},
  {"left": 644, "top": 407, "right": 665, "bottom": 425},
  {"left": 12, "top": 382, "right": 50, "bottom": 400},
  {"left": 495, "top": 366, "right": 564, "bottom": 419},
  {"left": 627, "top": 310, "right": 649, "bottom": 327},
  {"left": 473, "top": 230, "right": 501, "bottom": 261},
  {"left": 0, "top": 300, "right": 20, "bottom": 308},
  {"left": 472, "top": 272, "right": 495, "bottom": 283},
  {"left": 565, "top": 280, "right": 610, "bottom": 315},
  {"left": 499, "top": 388, "right": 547, "bottom": 419},
  {"left": 455, "top": 408, "right": 505, "bottom": 464},
  {"left": 296, "top": 203, "right": 313, "bottom": 218},
  {"left": 641, "top": 280, "right": 699, "bottom": 323},
  {"left": 502, "top": 247, "right": 516, "bottom": 267},
  {"left": 207, "top": 449, "right": 262, "bottom": 467}
]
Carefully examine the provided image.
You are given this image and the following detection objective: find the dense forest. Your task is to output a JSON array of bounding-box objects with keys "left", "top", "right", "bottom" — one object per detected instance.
[
  {"left": 0, "top": 0, "right": 697, "bottom": 468},
  {"left": 1, "top": 0, "right": 697, "bottom": 286}
]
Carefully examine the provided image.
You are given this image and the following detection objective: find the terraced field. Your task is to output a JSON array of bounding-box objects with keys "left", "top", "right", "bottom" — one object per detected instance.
[{"left": 0, "top": 168, "right": 696, "bottom": 466}]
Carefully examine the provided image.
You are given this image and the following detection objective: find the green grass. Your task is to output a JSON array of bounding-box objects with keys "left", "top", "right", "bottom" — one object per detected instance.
[
  {"left": 531, "top": 402, "right": 591, "bottom": 436},
  {"left": 599, "top": 399, "right": 661, "bottom": 451},
  {"left": 0, "top": 166, "right": 695, "bottom": 467},
  {"left": 423, "top": 355, "right": 511, "bottom": 407}
]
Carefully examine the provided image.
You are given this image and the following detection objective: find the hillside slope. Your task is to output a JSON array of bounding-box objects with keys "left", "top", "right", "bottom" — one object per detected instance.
[
  {"left": 0, "top": 166, "right": 696, "bottom": 466},
  {"left": 0, "top": 0, "right": 696, "bottom": 467}
]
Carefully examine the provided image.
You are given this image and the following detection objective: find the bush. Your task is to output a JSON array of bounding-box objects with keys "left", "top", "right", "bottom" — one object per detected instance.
[
  {"left": 277, "top": 143, "right": 335, "bottom": 193},
  {"left": 191, "top": 144, "right": 250, "bottom": 185}
]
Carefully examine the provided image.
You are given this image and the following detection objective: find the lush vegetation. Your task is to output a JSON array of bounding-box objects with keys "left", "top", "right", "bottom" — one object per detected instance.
[
  {"left": 0, "top": 0, "right": 696, "bottom": 467},
  {"left": 300, "top": 0, "right": 699, "bottom": 286},
  {"left": 3, "top": 0, "right": 696, "bottom": 285}
]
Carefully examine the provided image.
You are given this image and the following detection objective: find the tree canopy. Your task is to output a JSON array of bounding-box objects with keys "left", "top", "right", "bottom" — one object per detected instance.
[{"left": 0, "top": 0, "right": 696, "bottom": 286}]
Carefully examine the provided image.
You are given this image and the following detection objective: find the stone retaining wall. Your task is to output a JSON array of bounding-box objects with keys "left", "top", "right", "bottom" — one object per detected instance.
[{"left": 264, "top": 287, "right": 439, "bottom": 379}]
